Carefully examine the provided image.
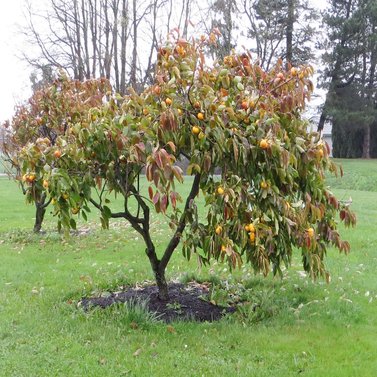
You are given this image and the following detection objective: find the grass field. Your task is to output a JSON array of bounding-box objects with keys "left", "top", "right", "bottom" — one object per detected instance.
[{"left": 0, "top": 159, "right": 376, "bottom": 376}]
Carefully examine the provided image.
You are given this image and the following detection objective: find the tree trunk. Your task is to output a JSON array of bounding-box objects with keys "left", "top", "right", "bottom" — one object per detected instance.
[
  {"left": 144, "top": 245, "right": 169, "bottom": 300},
  {"left": 33, "top": 204, "right": 46, "bottom": 233},
  {"left": 154, "top": 265, "right": 169, "bottom": 301},
  {"left": 286, "top": 0, "right": 294, "bottom": 68},
  {"left": 362, "top": 124, "right": 371, "bottom": 159},
  {"left": 143, "top": 245, "right": 169, "bottom": 300}
]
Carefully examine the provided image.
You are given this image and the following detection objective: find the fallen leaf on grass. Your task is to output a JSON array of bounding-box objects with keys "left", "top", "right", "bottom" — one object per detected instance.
[
  {"left": 133, "top": 348, "right": 142, "bottom": 357},
  {"left": 166, "top": 325, "right": 176, "bottom": 334}
]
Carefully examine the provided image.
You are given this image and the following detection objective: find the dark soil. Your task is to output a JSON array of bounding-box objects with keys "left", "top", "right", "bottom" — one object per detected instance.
[{"left": 80, "top": 282, "right": 235, "bottom": 323}]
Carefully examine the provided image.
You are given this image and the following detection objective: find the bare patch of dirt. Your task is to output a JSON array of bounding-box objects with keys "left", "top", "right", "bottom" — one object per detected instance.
[{"left": 80, "top": 282, "right": 235, "bottom": 322}]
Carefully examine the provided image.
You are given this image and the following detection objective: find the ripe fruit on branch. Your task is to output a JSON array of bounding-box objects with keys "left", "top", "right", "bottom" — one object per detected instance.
[
  {"left": 290, "top": 67, "right": 298, "bottom": 76},
  {"left": 153, "top": 86, "right": 161, "bottom": 95},
  {"left": 28, "top": 174, "right": 36, "bottom": 183},
  {"left": 241, "top": 101, "right": 249, "bottom": 110},
  {"left": 249, "top": 232, "right": 256, "bottom": 243},
  {"left": 192, "top": 126, "right": 201, "bottom": 135},
  {"left": 317, "top": 148, "right": 324, "bottom": 158},
  {"left": 276, "top": 72, "right": 284, "bottom": 80},
  {"left": 175, "top": 45, "right": 186, "bottom": 57},
  {"left": 307, "top": 227, "right": 315, "bottom": 238},
  {"left": 197, "top": 112, "right": 204, "bottom": 120},
  {"left": 217, "top": 186, "right": 224, "bottom": 195},
  {"left": 165, "top": 98, "right": 172, "bottom": 106},
  {"left": 43, "top": 180, "right": 49, "bottom": 189},
  {"left": 260, "top": 181, "right": 268, "bottom": 189},
  {"left": 259, "top": 139, "right": 269, "bottom": 149},
  {"left": 23, "top": 173, "right": 36, "bottom": 183},
  {"left": 248, "top": 223, "right": 255, "bottom": 233},
  {"left": 54, "top": 150, "right": 62, "bottom": 158},
  {"left": 215, "top": 226, "right": 222, "bottom": 235}
]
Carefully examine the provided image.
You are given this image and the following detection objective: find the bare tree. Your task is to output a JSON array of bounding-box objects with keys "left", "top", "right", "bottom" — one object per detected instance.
[{"left": 23, "top": 0, "right": 203, "bottom": 94}]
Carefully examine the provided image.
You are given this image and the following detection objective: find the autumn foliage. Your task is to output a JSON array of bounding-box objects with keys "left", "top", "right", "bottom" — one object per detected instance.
[
  {"left": 12, "top": 34, "right": 356, "bottom": 298},
  {"left": 2, "top": 76, "right": 111, "bottom": 232}
]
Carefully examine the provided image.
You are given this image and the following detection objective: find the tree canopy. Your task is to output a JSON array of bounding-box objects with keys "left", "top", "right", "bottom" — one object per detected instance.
[{"left": 15, "top": 34, "right": 356, "bottom": 299}]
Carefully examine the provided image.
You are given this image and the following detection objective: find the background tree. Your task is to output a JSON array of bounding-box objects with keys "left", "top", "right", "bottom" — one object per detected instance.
[
  {"left": 318, "top": 0, "right": 377, "bottom": 158},
  {"left": 241, "top": 0, "right": 318, "bottom": 70},
  {"left": 23, "top": 0, "right": 202, "bottom": 94},
  {"left": 18, "top": 35, "right": 355, "bottom": 300},
  {"left": 2, "top": 75, "right": 111, "bottom": 232},
  {"left": 205, "top": 0, "right": 238, "bottom": 60}
]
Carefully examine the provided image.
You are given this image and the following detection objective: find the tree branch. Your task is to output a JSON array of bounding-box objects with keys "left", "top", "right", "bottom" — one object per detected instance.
[{"left": 159, "top": 173, "right": 201, "bottom": 271}]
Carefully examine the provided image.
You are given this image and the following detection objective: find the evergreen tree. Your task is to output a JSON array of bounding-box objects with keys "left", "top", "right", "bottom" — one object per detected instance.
[
  {"left": 242, "top": 0, "right": 318, "bottom": 70},
  {"left": 319, "top": 0, "right": 377, "bottom": 158},
  {"left": 207, "top": 0, "right": 238, "bottom": 59}
]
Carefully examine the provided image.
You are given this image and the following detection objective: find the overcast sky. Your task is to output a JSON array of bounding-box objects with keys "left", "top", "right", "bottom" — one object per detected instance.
[
  {"left": 0, "top": 0, "right": 32, "bottom": 122},
  {"left": 0, "top": 0, "right": 327, "bottom": 124}
]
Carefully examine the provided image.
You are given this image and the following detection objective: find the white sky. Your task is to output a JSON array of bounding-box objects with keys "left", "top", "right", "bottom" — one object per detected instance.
[
  {"left": 0, "top": 0, "right": 328, "bottom": 124},
  {"left": 0, "top": 0, "right": 32, "bottom": 122}
]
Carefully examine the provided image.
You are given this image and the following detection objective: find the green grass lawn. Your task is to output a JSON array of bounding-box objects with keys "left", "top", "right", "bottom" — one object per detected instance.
[{"left": 1, "top": 160, "right": 377, "bottom": 376}]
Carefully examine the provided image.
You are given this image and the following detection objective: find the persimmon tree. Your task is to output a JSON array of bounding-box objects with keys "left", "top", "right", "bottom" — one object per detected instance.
[
  {"left": 2, "top": 75, "right": 111, "bottom": 232},
  {"left": 17, "top": 34, "right": 355, "bottom": 300}
]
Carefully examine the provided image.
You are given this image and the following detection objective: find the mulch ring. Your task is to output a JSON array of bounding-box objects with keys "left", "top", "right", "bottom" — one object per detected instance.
[{"left": 79, "top": 281, "right": 235, "bottom": 323}]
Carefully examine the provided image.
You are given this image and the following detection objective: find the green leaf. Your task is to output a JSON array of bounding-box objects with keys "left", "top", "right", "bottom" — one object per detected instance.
[
  {"left": 70, "top": 218, "right": 77, "bottom": 230},
  {"left": 103, "top": 205, "right": 112, "bottom": 219}
]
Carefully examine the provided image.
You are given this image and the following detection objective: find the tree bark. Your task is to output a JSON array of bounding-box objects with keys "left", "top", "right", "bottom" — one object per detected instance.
[
  {"left": 33, "top": 203, "right": 47, "bottom": 233},
  {"left": 147, "top": 256, "right": 169, "bottom": 301},
  {"left": 130, "top": 0, "right": 138, "bottom": 90},
  {"left": 286, "top": 0, "right": 294, "bottom": 68},
  {"left": 362, "top": 125, "right": 370, "bottom": 159}
]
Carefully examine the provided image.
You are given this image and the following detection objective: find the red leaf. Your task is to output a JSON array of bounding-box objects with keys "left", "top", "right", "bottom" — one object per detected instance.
[
  {"left": 155, "top": 152, "right": 163, "bottom": 169},
  {"left": 166, "top": 141, "right": 176, "bottom": 153},
  {"left": 153, "top": 169, "right": 160, "bottom": 186},
  {"left": 306, "top": 237, "right": 311, "bottom": 248},
  {"left": 148, "top": 186, "right": 154, "bottom": 200},
  {"left": 172, "top": 166, "right": 184, "bottom": 183},
  {"left": 170, "top": 191, "right": 177, "bottom": 208},
  {"left": 146, "top": 164, "right": 153, "bottom": 181},
  {"left": 135, "top": 142, "right": 145, "bottom": 152},
  {"left": 152, "top": 191, "right": 160, "bottom": 205},
  {"left": 161, "top": 194, "right": 168, "bottom": 213}
]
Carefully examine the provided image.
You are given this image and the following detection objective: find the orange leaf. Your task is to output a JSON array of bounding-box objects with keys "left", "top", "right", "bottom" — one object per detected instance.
[{"left": 148, "top": 186, "right": 154, "bottom": 200}]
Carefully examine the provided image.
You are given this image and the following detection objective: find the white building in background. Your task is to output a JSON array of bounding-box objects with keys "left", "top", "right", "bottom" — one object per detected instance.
[{"left": 321, "top": 122, "right": 333, "bottom": 157}]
